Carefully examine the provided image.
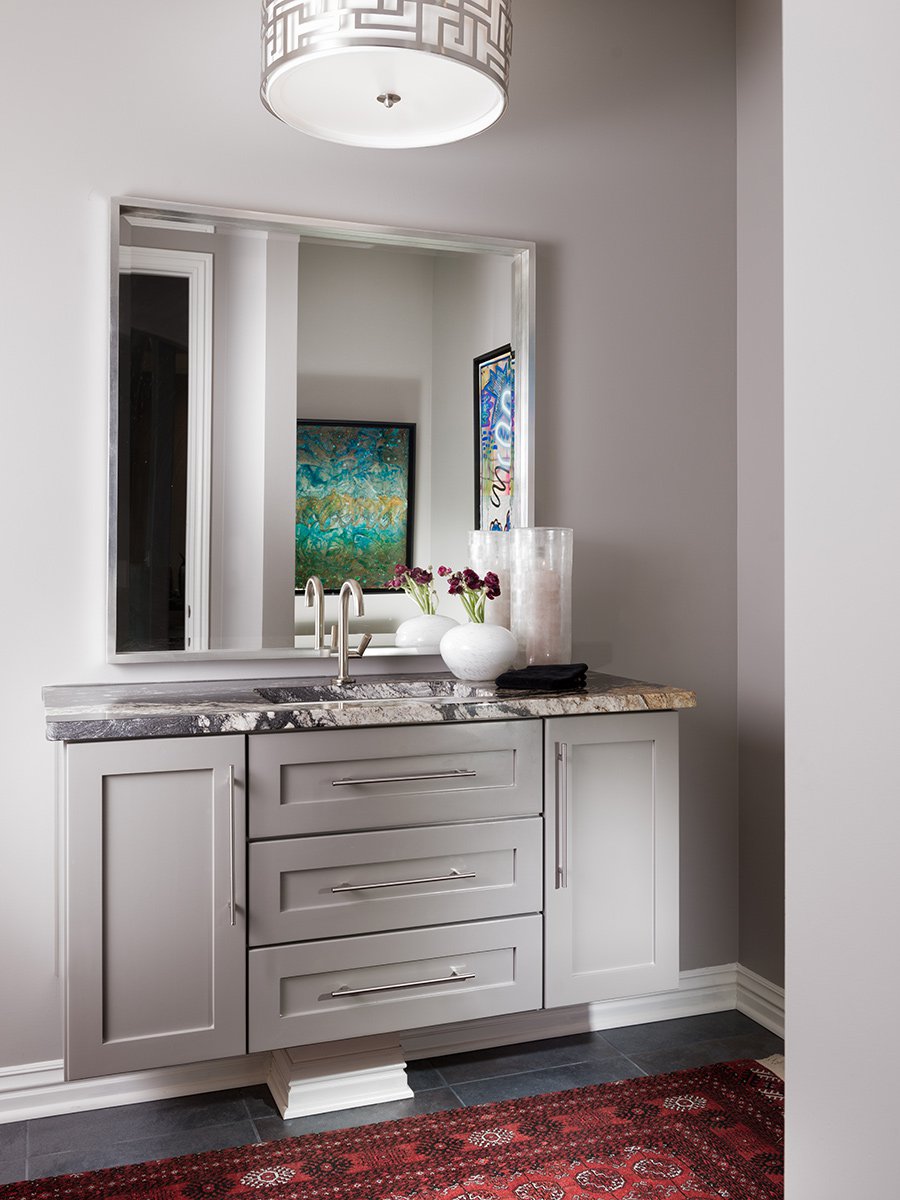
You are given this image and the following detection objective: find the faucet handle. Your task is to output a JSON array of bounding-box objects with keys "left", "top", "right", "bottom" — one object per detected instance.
[
  {"left": 329, "top": 624, "right": 338, "bottom": 650},
  {"left": 351, "top": 632, "right": 373, "bottom": 659}
]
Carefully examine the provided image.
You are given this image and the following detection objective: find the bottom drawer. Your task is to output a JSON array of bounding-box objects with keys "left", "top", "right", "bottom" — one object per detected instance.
[{"left": 248, "top": 916, "right": 542, "bottom": 1052}]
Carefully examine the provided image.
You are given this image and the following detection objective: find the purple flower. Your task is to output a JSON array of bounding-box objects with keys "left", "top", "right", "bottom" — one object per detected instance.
[
  {"left": 438, "top": 562, "right": 503, "bottom": 621},
  {"left": 390, "top": 563, "right": 439, "bottom": 615}
]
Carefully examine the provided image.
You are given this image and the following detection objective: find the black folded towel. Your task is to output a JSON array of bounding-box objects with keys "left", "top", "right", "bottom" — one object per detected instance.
[{"left": 495, "top": 663, "right": 589, "bottom": 691}]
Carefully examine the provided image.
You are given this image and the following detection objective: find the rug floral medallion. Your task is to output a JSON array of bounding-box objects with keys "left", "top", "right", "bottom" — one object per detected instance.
[{"left": 1, "top": 1061, "right": 783, "bottom": 1200}]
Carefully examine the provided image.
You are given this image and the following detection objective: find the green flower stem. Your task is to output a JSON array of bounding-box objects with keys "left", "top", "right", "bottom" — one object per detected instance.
[
  {"left": 404, "top": 576, "right": 437, "bottom": 615},
  {"left": 459, "top": 589, "right": 486, "bottom": 623}
]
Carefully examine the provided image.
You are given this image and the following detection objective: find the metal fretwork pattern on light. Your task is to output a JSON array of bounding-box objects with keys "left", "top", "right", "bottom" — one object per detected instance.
[{"left": 261, "top": 0, "right": 513, "bottom": 89}]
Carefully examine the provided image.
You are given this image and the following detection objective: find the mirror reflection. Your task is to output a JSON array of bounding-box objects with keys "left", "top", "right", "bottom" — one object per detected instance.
[{"left": 111, "top": 200, "right": 534, "bottom": 661}]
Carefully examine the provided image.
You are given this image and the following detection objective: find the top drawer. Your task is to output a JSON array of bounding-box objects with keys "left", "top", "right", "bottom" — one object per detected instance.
[{"left": 249, "top": 721, "right": 542, "bottom": 838}]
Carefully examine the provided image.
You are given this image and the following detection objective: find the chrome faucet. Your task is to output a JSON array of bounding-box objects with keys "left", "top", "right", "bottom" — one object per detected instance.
[
  {"left": 335, "top": 579, "right": 372, "bottom": 685},
  {"left": 303, "top": 575, "right": 326, "bottom": 650}
]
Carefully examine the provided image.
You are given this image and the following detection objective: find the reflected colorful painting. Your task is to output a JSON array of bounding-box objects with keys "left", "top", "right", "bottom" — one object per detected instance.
[
  {"left": 295, "top": 420, "right": 415, "bottom": 592},
  {"left": 475, "top": 344, "right": 515, "bottom": 530}
]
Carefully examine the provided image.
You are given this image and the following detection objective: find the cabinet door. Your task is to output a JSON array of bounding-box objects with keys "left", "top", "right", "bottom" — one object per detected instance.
[
  {"left": 543, "top": 713, "right": 679, "bottom": 1007},
  {"left": 65, "top": 736, "right": 246, "bottom": 1079}
]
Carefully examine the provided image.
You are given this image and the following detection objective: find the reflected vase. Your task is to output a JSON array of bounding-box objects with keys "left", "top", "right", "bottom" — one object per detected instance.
[
  {"left": 468, "top": 529, "right": 511, "bottom": 629},
  {"left": 395, "top": 613, "right": 458, "bottom": 652}
]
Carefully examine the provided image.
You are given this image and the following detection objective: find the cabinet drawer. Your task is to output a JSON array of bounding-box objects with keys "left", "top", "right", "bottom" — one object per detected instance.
[
  {"left": 249, "top": 818, "right": 543, "bottom": 946},
  {"left": 248, "top": 915, "right": 542, "bottom": 1051},
  {"left": 248, "top": 722, "right": 542, "bottom": 838}
]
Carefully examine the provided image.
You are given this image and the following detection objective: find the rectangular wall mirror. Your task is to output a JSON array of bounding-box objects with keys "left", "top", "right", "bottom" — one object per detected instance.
[{"left": 109, "top": 198, "right": 535, "bottom": 662}]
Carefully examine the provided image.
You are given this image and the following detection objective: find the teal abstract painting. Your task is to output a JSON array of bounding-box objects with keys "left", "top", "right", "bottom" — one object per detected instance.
[{"left": 295, "top": 420, "right": 416, "bottom": 592}]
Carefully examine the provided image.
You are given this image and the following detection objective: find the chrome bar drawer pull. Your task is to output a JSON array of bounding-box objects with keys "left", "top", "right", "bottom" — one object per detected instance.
[
  {"left": 331, "top": 867, "right": 477, "bottom": 894},
  {"left": 556, "top": 741, "right": 569, "bottom": 890},
  {"left": 227, "top": 764, "right": 236, "bottom": 926},
  {"left": 331, "top": 768, "right": 477, "bottom": 787},
  {"left": 330, "top": 967, "right": 475, "bottom": 999}
]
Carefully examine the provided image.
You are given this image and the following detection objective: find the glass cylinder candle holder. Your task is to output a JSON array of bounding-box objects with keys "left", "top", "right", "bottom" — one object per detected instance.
[
  {"left": 467, "top": 529, "right": 511, "bottom": 629},
  {"left": 510, "top": 527, "right": 573, "bottom": 665}
]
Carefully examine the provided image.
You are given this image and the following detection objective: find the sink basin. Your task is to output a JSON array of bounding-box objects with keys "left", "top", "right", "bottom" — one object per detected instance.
[{"left": 254, "top": 678, "right": 495, "bottom": 705}]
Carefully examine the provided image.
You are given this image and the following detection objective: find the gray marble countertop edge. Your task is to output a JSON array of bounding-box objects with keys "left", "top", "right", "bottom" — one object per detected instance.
[{"left": 43, "top": 672, "right": 697, "bottom": 742}]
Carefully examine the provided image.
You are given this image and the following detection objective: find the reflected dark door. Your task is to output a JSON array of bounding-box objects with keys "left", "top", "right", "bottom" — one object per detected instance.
[{"left": 117, "top": 273, "right": 189, "bottom": 651}]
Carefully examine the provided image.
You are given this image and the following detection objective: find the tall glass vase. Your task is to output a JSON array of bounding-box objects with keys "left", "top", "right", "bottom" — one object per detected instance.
[{"left": 510, "top": 527, "right": 573, "bottom": 665}]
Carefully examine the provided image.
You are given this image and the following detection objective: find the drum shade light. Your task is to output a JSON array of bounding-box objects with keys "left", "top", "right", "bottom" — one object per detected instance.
[{"left": 261, "top": 1, "right": 512, "bottom": 149}]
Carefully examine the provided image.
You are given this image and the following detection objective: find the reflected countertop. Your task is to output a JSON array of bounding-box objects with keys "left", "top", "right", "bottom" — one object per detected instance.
[{"left": 43, "top": 671, "right": 697, "bottom": 743}]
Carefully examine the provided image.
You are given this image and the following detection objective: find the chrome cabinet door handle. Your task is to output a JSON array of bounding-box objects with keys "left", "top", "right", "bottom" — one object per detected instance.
[
  {"left": 331, "top": 868, "right": 476, "bottom": 894},
  {"left": 330, "top": 967, "right": 475, "bottom": 999},
  {"left": 556, "top": 741, "right": 569, "bottom": 889},
  {"left": 331, "top": 768, "right": 477, "bottom": 787},
  {"left": 227, "top": 764, "right": 236, "bottom": 926}
]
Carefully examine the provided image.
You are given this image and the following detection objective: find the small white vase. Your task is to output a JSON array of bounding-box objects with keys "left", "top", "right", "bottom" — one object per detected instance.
[
  {"left": 395, "top": 613, "right": 458, "bottom": 652},
  {"left": 439, "top": 621, "right": 518, "bottom": 682}
]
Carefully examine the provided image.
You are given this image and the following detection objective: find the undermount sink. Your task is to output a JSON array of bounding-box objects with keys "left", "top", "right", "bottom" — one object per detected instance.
[{"left": 254, "top": 678, "right": 496, "bottom": 706}]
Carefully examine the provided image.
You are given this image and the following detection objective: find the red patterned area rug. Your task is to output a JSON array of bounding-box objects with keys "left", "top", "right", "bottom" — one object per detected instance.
[{"left": 0, "top": 1060, "right": 783, "bottom": 1200}]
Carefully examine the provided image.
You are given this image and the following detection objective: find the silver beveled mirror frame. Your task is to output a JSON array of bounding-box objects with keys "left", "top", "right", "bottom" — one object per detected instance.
[{"left": 108, "top": 196, "right": 536, "bottom": 663}]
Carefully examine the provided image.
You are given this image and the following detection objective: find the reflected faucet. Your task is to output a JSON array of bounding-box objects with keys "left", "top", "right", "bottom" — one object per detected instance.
[
  {"left": 303, "top": 575, "right": 326, "bottom": 650},
  {"left": 335, "top": 579, "right": 372, "bottom": 685}
]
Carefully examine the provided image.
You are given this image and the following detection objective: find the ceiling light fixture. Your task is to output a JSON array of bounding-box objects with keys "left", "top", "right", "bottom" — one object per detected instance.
[{"left": 260, "top": 1, "right": 512, "bottom": 149}]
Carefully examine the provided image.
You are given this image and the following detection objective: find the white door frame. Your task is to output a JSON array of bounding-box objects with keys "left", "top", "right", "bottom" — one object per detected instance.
[{"left": 119, "top": 245, "right": 213, "bottom": 650}]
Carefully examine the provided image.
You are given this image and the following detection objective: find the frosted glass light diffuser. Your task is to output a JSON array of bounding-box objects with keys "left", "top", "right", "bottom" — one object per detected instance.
[{"left": 261, "top": 1, "right": 512, "bottom": 149}]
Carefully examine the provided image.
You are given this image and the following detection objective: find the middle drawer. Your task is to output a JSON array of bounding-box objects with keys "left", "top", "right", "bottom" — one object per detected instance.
[{"left": 249, "top": 818, "right": 543, "bottom": 946}]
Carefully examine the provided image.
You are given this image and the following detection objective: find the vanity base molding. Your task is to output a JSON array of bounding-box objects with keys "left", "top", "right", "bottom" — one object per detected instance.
[
  {"left": 0, "top": 964, "right": 760, "bottom": 1125},
  {"left": 268, "top": 1039, "right": 412, "bottom": 1120}
]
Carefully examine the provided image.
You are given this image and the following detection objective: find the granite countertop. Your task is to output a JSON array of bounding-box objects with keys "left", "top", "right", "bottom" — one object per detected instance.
[{"left": 43, "top": 671, "right": 697, "bottom": 743}]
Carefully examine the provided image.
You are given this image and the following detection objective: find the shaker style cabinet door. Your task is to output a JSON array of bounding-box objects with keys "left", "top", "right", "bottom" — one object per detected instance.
[
  {"left": 65, "top": 735, "right": 246, "bottom": 1079},
  {"left": 543, "top": 713, "right": 679, "bottom": 1008}
]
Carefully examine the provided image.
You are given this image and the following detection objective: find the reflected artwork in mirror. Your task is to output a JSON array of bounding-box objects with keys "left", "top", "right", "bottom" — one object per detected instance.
[
  {"left": 109, "top": 198, "right": 535, "bottom": 662},
  {"left": 295, "top": 419, "right": 415, "bottom": 593},
  {"left": 475, "top": 343, "right": 515, "bottom": 532}
]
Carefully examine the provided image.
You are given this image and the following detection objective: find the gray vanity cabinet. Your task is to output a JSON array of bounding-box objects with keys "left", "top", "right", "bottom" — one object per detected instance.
[
  {"left": 543, "top": 712, "right": 680, "bottom": 1008},
  {"left": 65, "top": 736, "right": 246, "bottom": 1079},
  {"left": 60, "top": 705, "right": 684, "bottom": 1082}
]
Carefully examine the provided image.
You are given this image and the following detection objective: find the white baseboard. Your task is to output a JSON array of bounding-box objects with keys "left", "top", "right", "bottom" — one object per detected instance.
[
  {"left": 0, "top": 963, "right": 784, "bottom": 1125},
  {"left": 736, "top": 964, "right": 785, "bottom": 1037},
  {"left": 0, "top": 1053, "right": 268, "bottom": 1125},
  {"left": 402, "top": 963, "right": 740, "bottom": 1060},
  {"left": 0, "top": 1060, "right": 65, "bottom": 1091}
]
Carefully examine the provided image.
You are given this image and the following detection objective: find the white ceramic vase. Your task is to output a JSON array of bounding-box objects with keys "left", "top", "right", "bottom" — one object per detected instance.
[
  {"left": 395, "top": 613, "right": 458, "bottom": 652},
  {"left": 439, "top": 621, "right": 518, "bottom": 682}
]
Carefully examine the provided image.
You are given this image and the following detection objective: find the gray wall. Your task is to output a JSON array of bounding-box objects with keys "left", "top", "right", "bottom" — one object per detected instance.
[
  {"left": 736, "top": 0, "right": 785, "bottom": 987},
  {"left": 0, "top": 0, "right": 739, "bottom": 1069}
]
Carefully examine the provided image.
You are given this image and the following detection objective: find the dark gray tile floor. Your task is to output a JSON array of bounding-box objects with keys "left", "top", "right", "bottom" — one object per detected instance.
[{"left": 0, "top": 1010, "right": 782, "bottom": 1185}]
